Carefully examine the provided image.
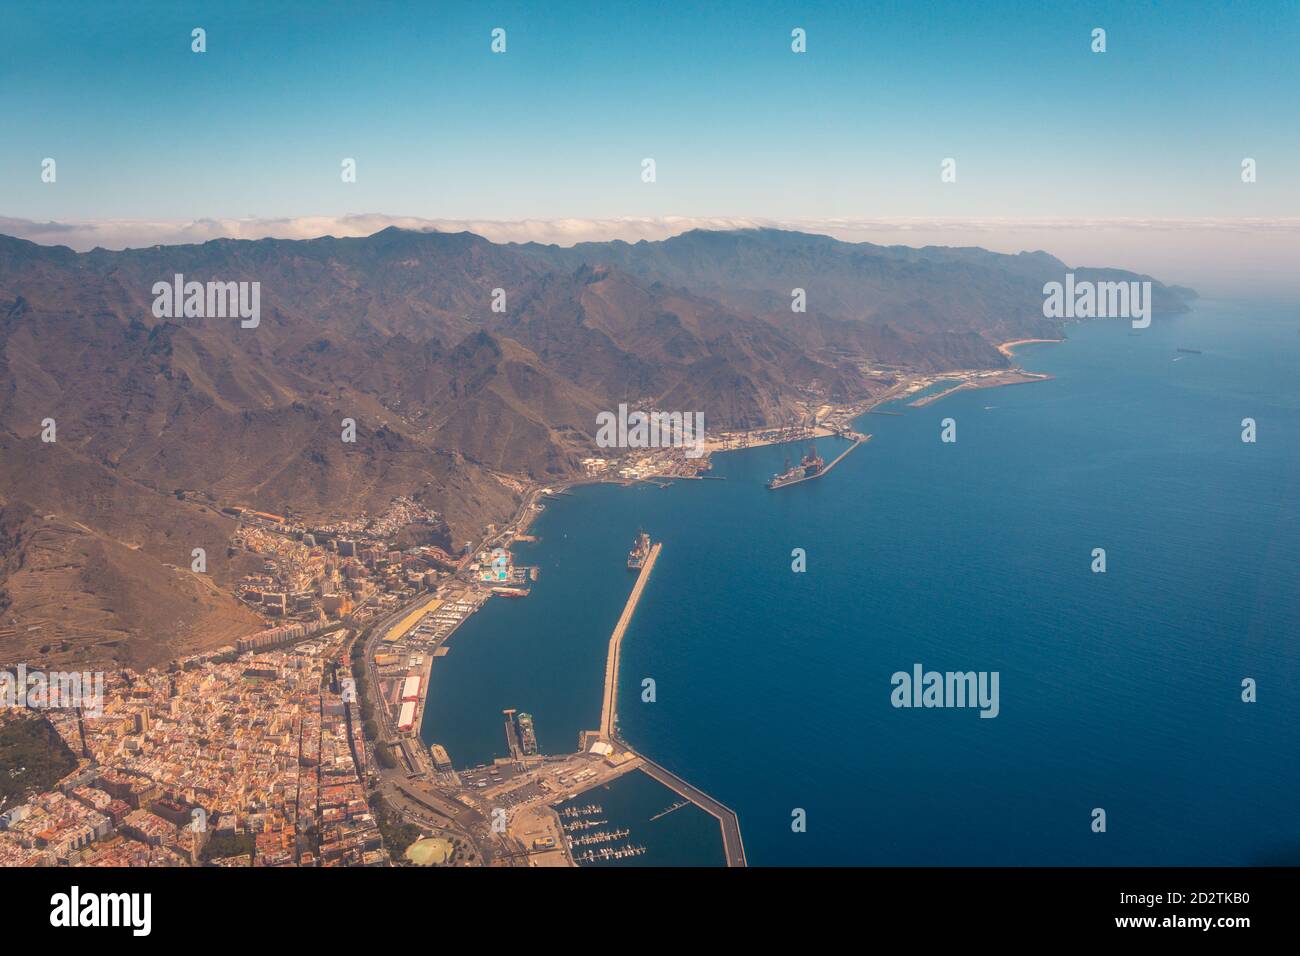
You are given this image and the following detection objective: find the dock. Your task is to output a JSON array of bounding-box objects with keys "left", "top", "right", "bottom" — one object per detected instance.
[
  {"left": 503, "top": 709, "right": 523, "bottom": 761},
  {"left": 599, "top": 542, "right": 661, "bottom": 739}
]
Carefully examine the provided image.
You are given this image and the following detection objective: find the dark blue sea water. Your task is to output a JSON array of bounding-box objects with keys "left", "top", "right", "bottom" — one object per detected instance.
[{"left": 423, "top": 301, "right": 1300, "bottom": 865}]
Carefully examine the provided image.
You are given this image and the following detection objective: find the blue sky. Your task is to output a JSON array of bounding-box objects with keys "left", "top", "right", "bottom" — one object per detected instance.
[
  {"left": 2, "top": 0, "right": 1296, "bottom": 223},
  {"left": 1, "top": 0, "right": 1298, "bottom": 295}
]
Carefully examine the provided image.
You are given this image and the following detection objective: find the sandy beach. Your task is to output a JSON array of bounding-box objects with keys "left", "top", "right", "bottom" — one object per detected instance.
[{"left": 997, "top": 338, "right": 1064, "bottom": 358}]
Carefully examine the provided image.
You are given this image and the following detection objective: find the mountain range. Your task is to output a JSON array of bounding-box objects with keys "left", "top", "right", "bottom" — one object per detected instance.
[{"left": 0, "top": 226, "right": 1193, "bottom": 667}]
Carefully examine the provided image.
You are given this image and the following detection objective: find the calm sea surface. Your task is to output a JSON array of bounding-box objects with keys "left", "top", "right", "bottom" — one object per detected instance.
[{"left": 422, "top": 302, "right": 1300, "bottom": 864}]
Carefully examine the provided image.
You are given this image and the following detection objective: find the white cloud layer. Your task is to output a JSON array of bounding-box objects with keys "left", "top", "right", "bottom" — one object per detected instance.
[{"left": 3, "top": 214, "right": 1298, "bottom": 296}]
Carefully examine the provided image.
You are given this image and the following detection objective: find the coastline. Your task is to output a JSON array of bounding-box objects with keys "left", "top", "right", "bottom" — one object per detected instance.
[
  {"left": 289, "top": 304, "right": 1300, "bottom": 867},
  {"left": 476, "top": 346, "right": 1065, "bottom": 565},
  {"left": 996, "top": 337, "right": 1065, "bottom": 358},
  {"left": 906, "top": 369, "right": 1053, "bottom": 408},
  {"left": 404, "top": 343, "right": 1067, "bottom": 864},
  {"left": 486, "top": 341, "right": 1065, "bottom": 550}
]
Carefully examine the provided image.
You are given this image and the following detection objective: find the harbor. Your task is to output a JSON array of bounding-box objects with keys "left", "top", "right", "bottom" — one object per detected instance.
[
  {"left": 554, "top": 770, "right": 729, "bottom": 867},
  {"left": 392, "top": 520, "right": 743, "bottom": 867},
  {"left": 391, "top": 360, "right": 1061, "bottom": 866},
  {"left": 354, "top": 308, "right": 1296, "bottom": 868},
  {"left": 376, "top": 357, "right": 1049, "bottom": 866}
]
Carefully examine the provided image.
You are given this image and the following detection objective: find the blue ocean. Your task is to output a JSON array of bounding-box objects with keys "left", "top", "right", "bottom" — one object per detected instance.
[{"left": 422, "top": 301, "right": 1300, "bottom": 865}]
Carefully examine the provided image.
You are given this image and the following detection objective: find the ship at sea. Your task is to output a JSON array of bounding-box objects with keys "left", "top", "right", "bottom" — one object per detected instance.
[
  {"left": 767, "top": 445, "right": 825, "bottom": 489},
  {"left": 627, "top": 530, "right": 651, "bottom": 570}
]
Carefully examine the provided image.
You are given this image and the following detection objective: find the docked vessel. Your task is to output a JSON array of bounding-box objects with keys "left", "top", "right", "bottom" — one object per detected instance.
[
  {"left": 516, "top": 711, "right": 538, "bottom": 756},
  {"left": 491, "top": 586, "right": 529, "bottom": 598},
  {"left": 627, "top": 531, "right": 651, "bottom": 570},
  {"left": 767, "top": 445, "right": 825, "bottom": 489}
]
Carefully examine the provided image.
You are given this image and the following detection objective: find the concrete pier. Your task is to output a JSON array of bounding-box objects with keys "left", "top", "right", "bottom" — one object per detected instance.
[
  {"left": 599, "top": 542, "right": 661, "bottom": 740},
  {"left": 635, "top": 755, "right": 748, "bottom": 867},
  {"left": 592, "top": 540, "right": 749, "bottom": 866}
]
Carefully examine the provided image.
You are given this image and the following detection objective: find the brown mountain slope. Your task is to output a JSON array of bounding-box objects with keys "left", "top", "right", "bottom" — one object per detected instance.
[{"left": 0, "top": 227, "right": 1194, "bottom": 667}]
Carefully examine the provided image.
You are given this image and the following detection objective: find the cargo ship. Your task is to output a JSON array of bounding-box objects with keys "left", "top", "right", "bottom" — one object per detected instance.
[
  {"left": 516, "top": 712, "right": 538, "bottom": 756},
  {"left": 767, "top": 445, "right": 825, "bottom": 489},
  {"left": 491, "top": 586, "right": 530, "bottom": 598},
  {"left": 627, "top": 531, "right": 651, "bottom": 570}
]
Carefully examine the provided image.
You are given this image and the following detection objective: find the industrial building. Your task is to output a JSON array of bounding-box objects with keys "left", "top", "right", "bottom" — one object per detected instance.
[{"left": 397, "top": 700, "right": 417, "bottom": 732}]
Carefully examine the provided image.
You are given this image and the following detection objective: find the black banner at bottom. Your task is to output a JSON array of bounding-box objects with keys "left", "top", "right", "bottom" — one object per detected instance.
[{"left": 4, "top": 865, "right": 1286, "bottom": 942}]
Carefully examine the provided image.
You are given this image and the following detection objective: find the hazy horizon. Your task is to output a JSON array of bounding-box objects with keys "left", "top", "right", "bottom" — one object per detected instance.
[{"left": 5, "top": 214, "right": 1300, "bottom": 300}]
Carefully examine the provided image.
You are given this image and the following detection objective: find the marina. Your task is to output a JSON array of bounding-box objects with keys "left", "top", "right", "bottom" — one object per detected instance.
[
  {"left": 555, "top": 769, "right": 728, "bottom": 867},
  {"left": 561, "top": 817, "right": 609, "bottom": 832},
  {"left": 568, "top": 828, "right": 630, "bottom": 846},
  {"left": 573, "top": 844, "right": 647, "bottom": 863}
]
